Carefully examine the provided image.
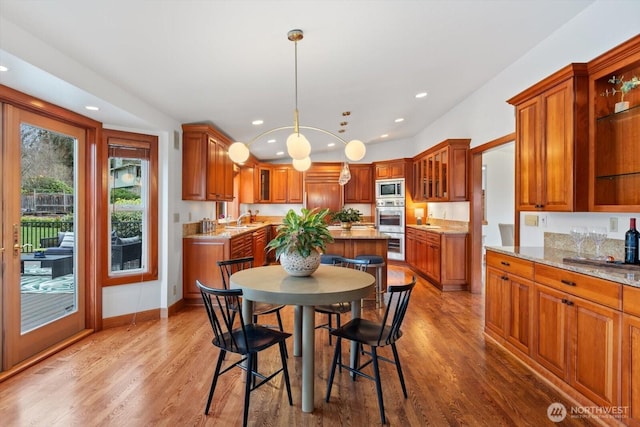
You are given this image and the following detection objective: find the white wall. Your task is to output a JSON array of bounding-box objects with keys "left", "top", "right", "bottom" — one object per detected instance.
[
  {"left": 483, "top": 143, "right": 515, "bottom": 247},
  {"left": 411, "top": 0, "right": 640, "bottom": 245}
]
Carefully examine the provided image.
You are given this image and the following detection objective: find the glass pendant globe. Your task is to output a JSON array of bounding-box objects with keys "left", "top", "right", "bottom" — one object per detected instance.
[
  {"left": 286, "top": 132, "right": 311, "bottom": 160},
  {"left": 228, "top": 142, "right": 250, "bottom": 163},
  {"left": 292, "top": 156, "right": 311, "bottom": 171},
  {"left": 345, "top": 139, "right": 366, "bottom": 161}
]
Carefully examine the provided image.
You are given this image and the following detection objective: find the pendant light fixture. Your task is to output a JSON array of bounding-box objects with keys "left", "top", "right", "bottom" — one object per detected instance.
[{"left": 228, "top": 29, "right": 366, "bottom": 173}]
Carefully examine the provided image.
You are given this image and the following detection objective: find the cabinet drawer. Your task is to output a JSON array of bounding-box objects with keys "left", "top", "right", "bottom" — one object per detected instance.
[
  {"left": 534, "top": 264, "right": 622, "bottom": 309},
  {"left": 425, "top": 231, "right": 440, "bottom": 245},
  {"left": 623, "top": 286, "right": 640, "bottom": 317},
  {"left": 486, "top": 251, "right": 534, "bottom": 279}
]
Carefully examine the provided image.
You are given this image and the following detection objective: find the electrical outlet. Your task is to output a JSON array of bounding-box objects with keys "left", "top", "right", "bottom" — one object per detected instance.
[
  {"left": 173, "top": 213, "right": 180, "bottom": 223},
  {"left": 540, "top": 215, "right": 547, "bottom": 227},
  {"left": 609, "top": 217, "right": 618, "bottom": 232},
  {"left": 173, "top": 285, "right": 177, "bottom": 296}
]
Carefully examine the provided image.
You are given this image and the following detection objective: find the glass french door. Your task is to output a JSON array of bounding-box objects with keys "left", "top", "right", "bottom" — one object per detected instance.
[{"left": 2, "top": 105, "right": 85, "bottom": 370}]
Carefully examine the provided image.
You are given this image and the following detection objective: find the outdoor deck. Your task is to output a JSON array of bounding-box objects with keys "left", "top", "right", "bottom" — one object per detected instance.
[{"left": 21, "top": 264, "right": 75, "bottom": 332}]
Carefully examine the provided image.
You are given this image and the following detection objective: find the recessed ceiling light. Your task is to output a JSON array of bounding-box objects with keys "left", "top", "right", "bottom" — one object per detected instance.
[
  {"left": 395, "top": 118, "right": 404, "bottom": 123},
  {"left": 85, "top": 105, "right": 99, "bottom": 111},
  {"left": 276, "top": 151, "right": 284, "bottom": 156},
  {"left": 252, "top": 119, "right": 264, "bottom": 125},
  {"left": 380, "top": 134, "right": 389, "bottom": 138},
  {"left": 415, "top": 92, "right": 428, "bottom": 98},
  {"left": 0, "top": 65, "right": 9, "bottom": 72},
  {"left": 328, "top": 142, "right": 335, "bottom": 147},
  {"left": 267, "top": 139, "right": 276, "bottom": 143}
]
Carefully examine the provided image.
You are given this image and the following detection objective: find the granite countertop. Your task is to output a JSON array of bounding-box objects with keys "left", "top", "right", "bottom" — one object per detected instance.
[
  {"left": 329, "top": 229, "right": 390, "bottom": 239},
  {"left": 184, "top": 222, "right": 389, "bottom": 240},
  {"left": 184, "top": 222, "right": 271, "bottom": 239},
  {"left": 406, "top": 224, "right": 469, "bottom": 235},
  {"left": 487, "top": 246, "right": 640, "bottom": 288}
]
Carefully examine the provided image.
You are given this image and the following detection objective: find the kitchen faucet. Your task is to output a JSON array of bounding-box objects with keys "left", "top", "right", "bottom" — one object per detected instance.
[{"left": 236, "top": 212, "right": 251, "bottom": 226}]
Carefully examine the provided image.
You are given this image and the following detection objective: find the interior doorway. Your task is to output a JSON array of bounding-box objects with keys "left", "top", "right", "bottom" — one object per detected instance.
[{"left": 469, "top": 133, "right": 515, "bottom": 293}]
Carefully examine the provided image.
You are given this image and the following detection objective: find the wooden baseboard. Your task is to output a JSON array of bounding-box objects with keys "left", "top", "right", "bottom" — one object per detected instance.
[{"left": 102, "top": 308, "right": 160, "bottom": 329}]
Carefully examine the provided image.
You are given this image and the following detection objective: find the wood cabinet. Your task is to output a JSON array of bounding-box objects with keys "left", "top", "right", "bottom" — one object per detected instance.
[
  {"left": 182, "top": 123, "right": 234, "bottom": 201},
  {"left": 375, "top": 160, "right": 406, "bottom": 179},
  {"left": 230, "top": 233, "right": 252, "bottom": 259},
  {"left": 183, "top": 225, "right": 271, "bottom": 304},
  {"left": 533, "top": 281, "right": 620, "bottom": 408},
  {"left": 412, "top": 139, "right": 469, "bottom": 202},
  {"left": 344, "top": 164, "right": 373, "bottom": 203},
  {"left": 304, "top": 163, "right": 343, "bottom": 213},
  {"left": 623, "top": 286, "right": 640, "bottom": 426},
  {"left": 507, "top": 64, "right": 589, "bottom": 212},
  {"left": 182, "top": 238, "right": 228, "bottom": 304},
  {"left": 251, "top": 227, "right": 268, "bottom": 267},
  {"left": 589, "top": 35, "right": 640, "bottom": 212},
  {"left": 272, "top": 166, "right": 303, "bottom": 203},
  {"left": 484, "top": 251, "right": 534, "bottom": 356},
  {"left": 405, "top": 227, "right": 467, "bottom": 291}
]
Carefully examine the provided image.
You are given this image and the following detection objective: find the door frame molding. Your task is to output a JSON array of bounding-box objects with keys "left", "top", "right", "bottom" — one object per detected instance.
[{"left": 469, "top": 132, "right": 516, "bottom": 294}]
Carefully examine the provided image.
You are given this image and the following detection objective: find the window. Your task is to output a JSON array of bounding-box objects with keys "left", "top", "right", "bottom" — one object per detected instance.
[{"left": 102, "top": 129, "right": 158, "bottom": 285}]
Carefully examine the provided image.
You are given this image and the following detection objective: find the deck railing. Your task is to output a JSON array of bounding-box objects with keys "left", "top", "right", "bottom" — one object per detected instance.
[{"left": 20, "top": 221, "right": 142, "bottom": 252}]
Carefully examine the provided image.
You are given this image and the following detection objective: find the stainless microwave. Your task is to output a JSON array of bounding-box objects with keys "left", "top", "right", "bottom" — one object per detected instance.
[{"left": 376, "top": 178, "right": 405, "bottom": 199}]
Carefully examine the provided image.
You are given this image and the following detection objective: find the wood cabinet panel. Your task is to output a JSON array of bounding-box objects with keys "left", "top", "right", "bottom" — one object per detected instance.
[
  {"left": 182, "top": 123, "right": 234, "bottom": 201},
  {"left": 375, "top": 160, "right": 406, "bottom": 179},
  {"left": 533, "top": 283, "right": 569, "bottom": 379},
  {"left": 485, "top": 266, "right": 508, "bottom": 337},
  {"left": 485, "top": 251, "right": 533, "bottom": 357},
  {"left": 411, "top": 140, "right": 469, "bottom": 202},
  {"left": 623, "top": 313, "right": 640, "bottom": 426},
  {"left": 344, "top": 164, "right": 373, "bottom": 203},
  {"left": 508, "top": 64, "right": 588, "bottom": 212},
  {"left": 252, "top": 227, "right": 268, "bottom": 267},
  {"left": 182, "top": 238, "right": 228, "bottom": 303},
  {"left": 570, "top": 296, "right": 620, "bottom": 407},
  {"left": 534, "top": 263, "right": 621, "bottom": 310},
  {"left": 506, "top": 276, "right": 534, "bottom": 355}
]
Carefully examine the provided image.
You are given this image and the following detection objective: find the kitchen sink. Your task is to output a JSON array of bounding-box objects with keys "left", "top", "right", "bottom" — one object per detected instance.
[
  {"left": 419, "top": 225, "right": 441, "bottom": 229},
  {"left": 224, "top": 225, "right": 250, "bottom": 230}
]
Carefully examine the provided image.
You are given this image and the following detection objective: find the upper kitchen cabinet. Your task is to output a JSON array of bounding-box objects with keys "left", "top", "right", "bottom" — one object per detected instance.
[
  {"left": 182, "top": 123, "right": 234, "bottom": 201},
  {"left": 507, "top": 64, "right": 589, "bottom": 212},
  {"left": 240, "top": 163, "right": 272, "bottom": 203},
  {"left": 344, "top": 164, "right": 374, "bottom": 203},
  {"left": 272, "top": 165, "right": 303, "bottom": 203},
  {"left": 588, "top": 35, "right": 640, "bottom": 212},
  {"left": 375, "top": 159, "right": 408, "bottom": 180},
  {"left": 412, "top": 139, "right": 470, "bottom": 202}
]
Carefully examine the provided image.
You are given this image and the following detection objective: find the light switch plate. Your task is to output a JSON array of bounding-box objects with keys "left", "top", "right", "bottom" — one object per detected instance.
[{"left": 610, "top": 217, "right": 618, "bottom": 232}]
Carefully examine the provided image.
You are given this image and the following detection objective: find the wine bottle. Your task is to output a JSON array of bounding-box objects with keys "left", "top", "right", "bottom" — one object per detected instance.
[{"left": 624, "top": 218, "right": 639, "bottom": 264}]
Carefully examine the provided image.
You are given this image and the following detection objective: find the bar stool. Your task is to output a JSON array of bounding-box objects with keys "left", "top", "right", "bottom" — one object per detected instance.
[
  {"left": 355, "top": 254, "right": 385, "bottom": 308},
  {"left": 321, "top": 254, "right": 342, "bottom": 265}
]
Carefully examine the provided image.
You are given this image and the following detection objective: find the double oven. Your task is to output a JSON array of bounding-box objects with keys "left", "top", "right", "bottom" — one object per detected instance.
[{"left": 375, "top": 196, "right": 405, "bottom": 261}]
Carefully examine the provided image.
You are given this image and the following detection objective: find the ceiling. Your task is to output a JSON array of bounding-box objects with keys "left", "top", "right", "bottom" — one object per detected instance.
[{"left": 0, "top": 0, "right": 594, "bottom": 161}]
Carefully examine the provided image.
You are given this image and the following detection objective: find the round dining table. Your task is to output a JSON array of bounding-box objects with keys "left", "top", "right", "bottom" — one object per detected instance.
[{"left": 230, "top": 264, "right": 375, "bottom": 413}]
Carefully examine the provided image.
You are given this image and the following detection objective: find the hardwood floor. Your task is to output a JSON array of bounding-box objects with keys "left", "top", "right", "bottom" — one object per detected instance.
[{"left": 0, "top": 265, "right": 598, "bottom": 426}]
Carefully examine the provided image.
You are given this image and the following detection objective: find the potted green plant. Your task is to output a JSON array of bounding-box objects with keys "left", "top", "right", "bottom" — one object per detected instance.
[
  {"left": 331, "top": 207, "right": 363, "bottom": 230},
  {"left": 267, "top": 207, "right": 334, "bottom": 276}
]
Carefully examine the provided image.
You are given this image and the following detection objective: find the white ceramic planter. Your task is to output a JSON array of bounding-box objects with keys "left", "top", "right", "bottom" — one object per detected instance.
[{"left": 280, "top": 250, "right": 321, "bottom": 277}]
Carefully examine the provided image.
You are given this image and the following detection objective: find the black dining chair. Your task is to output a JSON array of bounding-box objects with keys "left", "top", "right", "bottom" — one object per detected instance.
[
  {"left": 314, "top": 256, "right": 371, "bottom": 346},
  {"left": 325, "top": 276, "right": 417, "bottom": 425},
  {"left": 196, "top": 280, "right": 292, "bottom": 427},
  {"left": 218, "top": 257, "right": 287, "bottom": 348}
]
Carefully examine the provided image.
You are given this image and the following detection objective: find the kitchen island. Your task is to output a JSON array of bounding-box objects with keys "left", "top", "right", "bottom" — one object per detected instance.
[
  {"left": 182, "top": 223, "right": 389, "bottom": 304},
  {"left": 324, "top": 228, "right": 390, "bottom": 294}
]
